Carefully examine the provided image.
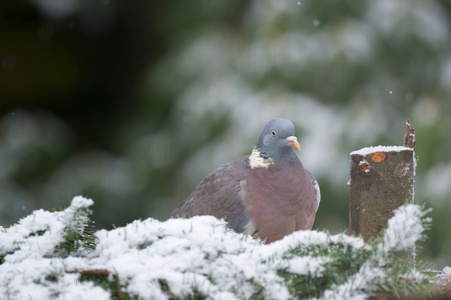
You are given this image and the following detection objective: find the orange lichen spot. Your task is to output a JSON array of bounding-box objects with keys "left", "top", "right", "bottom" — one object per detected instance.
[{"left": 371, "top": 152, "right": 386, "bottom": 163}]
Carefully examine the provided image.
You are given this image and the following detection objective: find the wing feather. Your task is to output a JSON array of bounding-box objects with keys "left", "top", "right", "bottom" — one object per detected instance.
[
  {"left": 306, "top": 169, "right": 321, "bottom": 211},
  {"left": 171, "top": 156, "right": 251, "bottom": 233}
]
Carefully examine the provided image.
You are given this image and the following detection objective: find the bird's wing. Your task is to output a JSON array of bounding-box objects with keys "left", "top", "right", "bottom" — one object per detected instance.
[
  {"left": 306, "top": 169, "right": 321, "bottom": 211},
  {"left": 171, "top": 156, "right": 251, "bottom": 233}
]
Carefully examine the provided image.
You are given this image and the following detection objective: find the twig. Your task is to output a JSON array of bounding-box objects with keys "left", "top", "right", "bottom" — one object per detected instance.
[
  {"left": 403, "top": 120, "right": 416, "bottom": 149},
  {"left": 71, "top": 268, "right": 110, "bottom": 276},
  {"left": 115, "top": 273, "right": 124, "bottom": 300}
]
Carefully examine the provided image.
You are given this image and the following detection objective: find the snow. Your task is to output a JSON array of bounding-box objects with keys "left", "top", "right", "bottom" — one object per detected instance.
[
  {"left": 350, "top": 145, "right": 413, "bottom": 156},
  {"left": 378, "top": 204, "right": 428, "bottom": 253},
  {"left": 435, "top": 266, "right": 451, "bottom": 289},
  {"left": 0, "top": 196, "right": 430, "bottom": 299},
  {"left": 1, "top": 196, "right": 93, "bottom": 265},
  {"left": 286, "top": 256, "right": 329, "bottom": 276},
  {"left": 321, "top": 261, "right": 386, "bottom": 300},
  {"left": 0, "top": 198, "right": 94, "bottom": 298},
  {"left": 359, "top": 159, "right": 370, "bottom": 174}
]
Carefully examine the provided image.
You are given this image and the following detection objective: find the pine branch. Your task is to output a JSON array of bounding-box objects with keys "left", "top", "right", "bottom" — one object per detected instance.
[{"left": 0, "top": 198, "right": 438, "bottom": 300}]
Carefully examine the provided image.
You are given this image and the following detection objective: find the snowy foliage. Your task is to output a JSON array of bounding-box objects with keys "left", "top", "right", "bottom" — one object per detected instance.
[
  {"left": 0, "top": 197, "right": 433, "bottom": 299},
  {"left": 379, "top": 204, "right": 430, "bottom": 253}
]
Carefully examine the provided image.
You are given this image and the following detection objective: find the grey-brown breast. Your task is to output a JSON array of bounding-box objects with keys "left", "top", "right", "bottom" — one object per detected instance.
[{"left": 244, "top": 159, "right": 317, "bottom": 243}]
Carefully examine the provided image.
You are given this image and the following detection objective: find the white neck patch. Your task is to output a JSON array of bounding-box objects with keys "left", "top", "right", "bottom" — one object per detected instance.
[{"left": 249, "top": 149, "right": 273, "bottom": 169}]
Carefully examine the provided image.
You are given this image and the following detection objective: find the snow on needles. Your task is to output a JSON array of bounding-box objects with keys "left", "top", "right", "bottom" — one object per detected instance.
[
  {"left": 379, "top": 204, "right": 430, "bottom": 253},
  {"left": 0, "top": 196, "right": 93, "bottom": 262},
  {"left": 0, "top": 196, "right": 430, "bottom": 300}
]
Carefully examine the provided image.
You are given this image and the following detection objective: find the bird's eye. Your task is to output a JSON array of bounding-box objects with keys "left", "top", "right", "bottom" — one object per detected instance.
[{"left": 271, "top": 130, "right": 276, "bottom": 137}]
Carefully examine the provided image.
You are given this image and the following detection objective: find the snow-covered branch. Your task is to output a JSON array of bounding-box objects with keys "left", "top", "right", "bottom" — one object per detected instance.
[{"left": 0, "top": 196, "right": 434, "bottom": 299}]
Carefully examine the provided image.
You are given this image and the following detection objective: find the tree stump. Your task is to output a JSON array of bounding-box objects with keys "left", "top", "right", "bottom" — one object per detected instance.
[
  {"left": 349, "top": 122, "right": 451, "bottom": 299},
  {"left": 349, "top": 121, "right": 416, "bottom": 241}
]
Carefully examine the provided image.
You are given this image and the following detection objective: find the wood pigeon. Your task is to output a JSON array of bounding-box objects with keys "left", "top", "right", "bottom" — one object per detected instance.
[{"left": 171, "top": 118, "right": 320, "bottom": 243}]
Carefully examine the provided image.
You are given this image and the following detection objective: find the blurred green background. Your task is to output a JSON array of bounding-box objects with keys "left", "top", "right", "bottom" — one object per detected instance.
[{"left": 1, "top": 0, "right": 450, "bottom": 268}]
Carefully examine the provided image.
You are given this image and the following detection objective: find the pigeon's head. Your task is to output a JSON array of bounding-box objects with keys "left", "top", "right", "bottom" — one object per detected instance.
[{"left": 256, "top": 118, "right": 300, "bottom": 163}]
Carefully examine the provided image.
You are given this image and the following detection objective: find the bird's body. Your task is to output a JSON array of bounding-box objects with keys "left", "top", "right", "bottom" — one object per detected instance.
[{"left": 171, "top": 118, "right": 320, "bottom": 243}]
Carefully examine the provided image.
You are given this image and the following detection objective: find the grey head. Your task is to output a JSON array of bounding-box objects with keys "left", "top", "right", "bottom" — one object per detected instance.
[{"left": 255, "top": 118, "right": 301, "bottom": 165}]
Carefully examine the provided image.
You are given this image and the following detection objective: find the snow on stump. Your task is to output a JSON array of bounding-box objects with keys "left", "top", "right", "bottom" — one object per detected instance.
[
  {"left": 349, "top": 121, "right": 416, "bottom": 241},
  {"left": 433, "top": 267, "right": 451, "bottom": 299}
]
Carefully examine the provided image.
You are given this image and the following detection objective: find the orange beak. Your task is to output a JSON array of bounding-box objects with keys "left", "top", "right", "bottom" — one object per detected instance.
[{"left": 286, "top": 136, "right": 301, "bottom": 151}]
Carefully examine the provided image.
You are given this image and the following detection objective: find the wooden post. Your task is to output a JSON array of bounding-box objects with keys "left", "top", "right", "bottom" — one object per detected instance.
[
  {"left": 351, "top": 122, "right": 451, "bottom": 299},
  {"left": 349, "top": 121, "right": 416, "bottom": 241}
]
